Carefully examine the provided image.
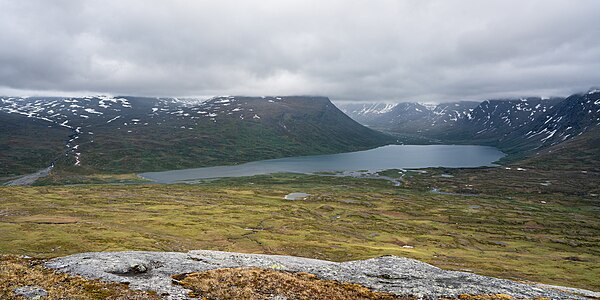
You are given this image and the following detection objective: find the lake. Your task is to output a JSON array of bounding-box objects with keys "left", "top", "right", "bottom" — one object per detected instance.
[{"left": 139, "top": 145, "right": 505, "bottom": 183}]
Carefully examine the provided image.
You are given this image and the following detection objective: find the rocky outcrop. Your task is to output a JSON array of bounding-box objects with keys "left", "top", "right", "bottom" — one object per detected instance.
[
  {"left": 13, "top": 286, "right": 48, "bottom": 299},
  {"left": 46, "top": 250, "right": 597, "bottom": 300}
]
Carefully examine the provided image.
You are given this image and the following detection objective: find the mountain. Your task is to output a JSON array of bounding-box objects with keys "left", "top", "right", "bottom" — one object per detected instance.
[
  {"left": 506, "top": 90, "right": 600, "bottom": 151},
  {"left": 0, "top": 95, "right": 393, "bottom": 177},
  {"left": 0, "top": 110, "right": 71, "bottom": 175},
  {"left": 518, "top": 128, "right": 600, "bottom": 171},
  {"left": 336, "top": 102, "right": 400, "bottom": 124},
  {"left": 452, "top": 91, "right": 599, "bottom": 156},
  {"left": 435, "top": 97, "right": 563, "bottom": 145},
  {"left": 336, "top": 91, "right": 599, "bottom": 161},
  {"left": 337, "top": 101, "right": 480, "bottom": 142}
]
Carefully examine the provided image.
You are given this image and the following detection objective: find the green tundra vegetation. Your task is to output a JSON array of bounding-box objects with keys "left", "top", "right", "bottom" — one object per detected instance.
[{"left": 0, "top": 171, "right": 598, "bottom": 291}]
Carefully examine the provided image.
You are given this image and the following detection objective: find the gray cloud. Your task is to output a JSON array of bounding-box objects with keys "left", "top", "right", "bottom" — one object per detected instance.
[{"left": 0, "top": 0, "right": 599, "bottom": 102}]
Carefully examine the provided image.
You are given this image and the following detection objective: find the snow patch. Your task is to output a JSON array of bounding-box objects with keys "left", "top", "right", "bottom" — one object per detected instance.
[{"left": 106, "top": 116, "right": 121, "bottom": 123}]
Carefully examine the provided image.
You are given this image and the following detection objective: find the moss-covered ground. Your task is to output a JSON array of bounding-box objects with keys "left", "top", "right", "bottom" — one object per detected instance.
[
  {"left": 174, "top": 267, "right": 408, "bottom": 299},
  {"left": 0, "top": 171, "right": 598, "bottom": 291}
]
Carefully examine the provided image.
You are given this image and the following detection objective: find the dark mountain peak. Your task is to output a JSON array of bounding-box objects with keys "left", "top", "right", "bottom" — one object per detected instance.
[{"left": 338, "top": 91, "right": 597, "bottom": 157}]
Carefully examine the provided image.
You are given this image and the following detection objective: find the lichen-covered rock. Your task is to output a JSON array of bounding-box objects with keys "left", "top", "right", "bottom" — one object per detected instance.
[
  {"left": 130, "top": 262, "right": 148, "bottom": 273},
  {"left": 45, "top": 250, "right": 596, "bottom": 300},
  {"left": 13, "top": 286, "right": 48, "bottom": 299}
]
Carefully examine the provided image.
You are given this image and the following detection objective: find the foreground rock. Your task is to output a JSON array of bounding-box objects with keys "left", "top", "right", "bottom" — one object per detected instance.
[
  {"left": 46, "top": 250, "right": 596, "bottom": 300},
  {"left": 13, "top": 286, "right": 48, "bottom": 299}
]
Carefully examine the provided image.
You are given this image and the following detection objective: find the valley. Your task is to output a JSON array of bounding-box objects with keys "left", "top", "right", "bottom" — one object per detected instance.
[
  {"left": 0, "top": 95, "right": 392, "bottom": 181},
  {"left": 1, "top": 172, "right": 599, "bottom": 291},
  {"left": 3, "top": 89, "right": 599, "bottom": 184},
  {"left": 0, "top": 92, "right": 598, "bottom": 299},
  {"left": 2, "top": 2, "right": 599, "bottom": 298},
  {"left": 139, "top": 144, "right": 504, "bottom": 184}
]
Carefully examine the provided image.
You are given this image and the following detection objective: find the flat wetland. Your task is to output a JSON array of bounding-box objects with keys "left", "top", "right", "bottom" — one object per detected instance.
[{"left": 1, "top": 168, "right": 599, "bottom": 291}]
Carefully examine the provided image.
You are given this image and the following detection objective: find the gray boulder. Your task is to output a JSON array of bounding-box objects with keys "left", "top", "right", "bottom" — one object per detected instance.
[{"left": 13, "top": 286, "right": 48, "bottom": 299}]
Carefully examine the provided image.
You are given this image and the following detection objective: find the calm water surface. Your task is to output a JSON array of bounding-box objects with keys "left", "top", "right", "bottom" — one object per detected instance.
[{"left": 140, "top": 145, "right": 505, "bottom": 183}]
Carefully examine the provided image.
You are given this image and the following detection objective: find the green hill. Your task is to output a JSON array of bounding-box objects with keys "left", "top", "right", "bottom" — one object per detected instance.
[{"left": 0, "top": 96, "right": 394, "bottom": 179}]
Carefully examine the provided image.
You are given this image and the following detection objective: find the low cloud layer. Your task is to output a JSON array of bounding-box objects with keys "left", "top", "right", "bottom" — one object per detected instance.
[{"left": 1, "top": 0, "right": 599, "bottom": 101}]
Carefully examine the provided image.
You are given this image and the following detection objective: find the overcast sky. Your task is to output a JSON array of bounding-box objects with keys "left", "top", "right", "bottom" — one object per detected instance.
[{"left": 0, "top": 0, "right": 599, "bottom": 102}]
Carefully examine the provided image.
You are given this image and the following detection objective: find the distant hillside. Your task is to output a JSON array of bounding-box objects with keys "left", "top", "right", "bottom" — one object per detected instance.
[
  {"left": 433, "top": 97, "right": 564, "bottom": 155},
  {"left": 504, "top": 91, "right": 600, "bottom": 152},
  {"left": 335, "top": 102, "right": 400, "bottom": 124},
  {"left": 338, "top": 101, "right": 480, "bottom": 143},
  {"left": 518, "top": 128, "right": 600, "bottom": 171},
  {"left": 0, "top": 112, "right": 70, "bottom": 176},
  {"left": 0, "top": 96, "right": 393, "bottom": 176},
  {"left": 337, "top": 90, "right": 600, "bottom": 163}
]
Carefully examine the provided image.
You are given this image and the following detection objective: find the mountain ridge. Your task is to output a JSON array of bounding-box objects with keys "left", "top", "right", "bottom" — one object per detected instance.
[
  {"left": 0, "top": 95, "right": 393, "bottom": 177},
  {"left": 336, "top": 90, "right": 599, "bottom": 161}
]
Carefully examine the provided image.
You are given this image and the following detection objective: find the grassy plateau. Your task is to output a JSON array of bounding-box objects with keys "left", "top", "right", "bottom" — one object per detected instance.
[{"left": 1, "top": 171, "right": 599, "bottom": 292}]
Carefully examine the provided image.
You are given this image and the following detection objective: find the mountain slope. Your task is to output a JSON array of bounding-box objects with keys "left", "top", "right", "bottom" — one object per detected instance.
[
  {"left": 0, "top": 96, "right": 393, "bottom": 175},
  {"left": 518, "top": 128, "right": 600, "bottom": 171},
  {"left": 338, "top": 101, "right": 480, "bottom": 133},
  {"left": 0, "top": 111, "right": 70, "bottom": 177},
  {"left": 506, "top": 90, "right": 600, "bottom": 151},
  {"left": 449, "top": 91, "right": 599, "bottom": 157},
  {"left": 434, "top": 97, "right": 563, "bottom": 146},
  {"left": 337, "top": 92, "right": 599, "bottom": 163},
  {"left": 336, "top": 102, "right": 400, "bottom": 124}
]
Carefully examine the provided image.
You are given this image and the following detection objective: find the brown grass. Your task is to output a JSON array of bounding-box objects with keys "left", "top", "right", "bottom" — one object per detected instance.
[
  {"left": 173, "top": 267, "right": 409, "bottom": 300},
  {"left": 7, "top": 215, "right": 80, "bottom": 224},
  {"left": 0, "top": 255, "right": 160, "bottom": 300}
]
